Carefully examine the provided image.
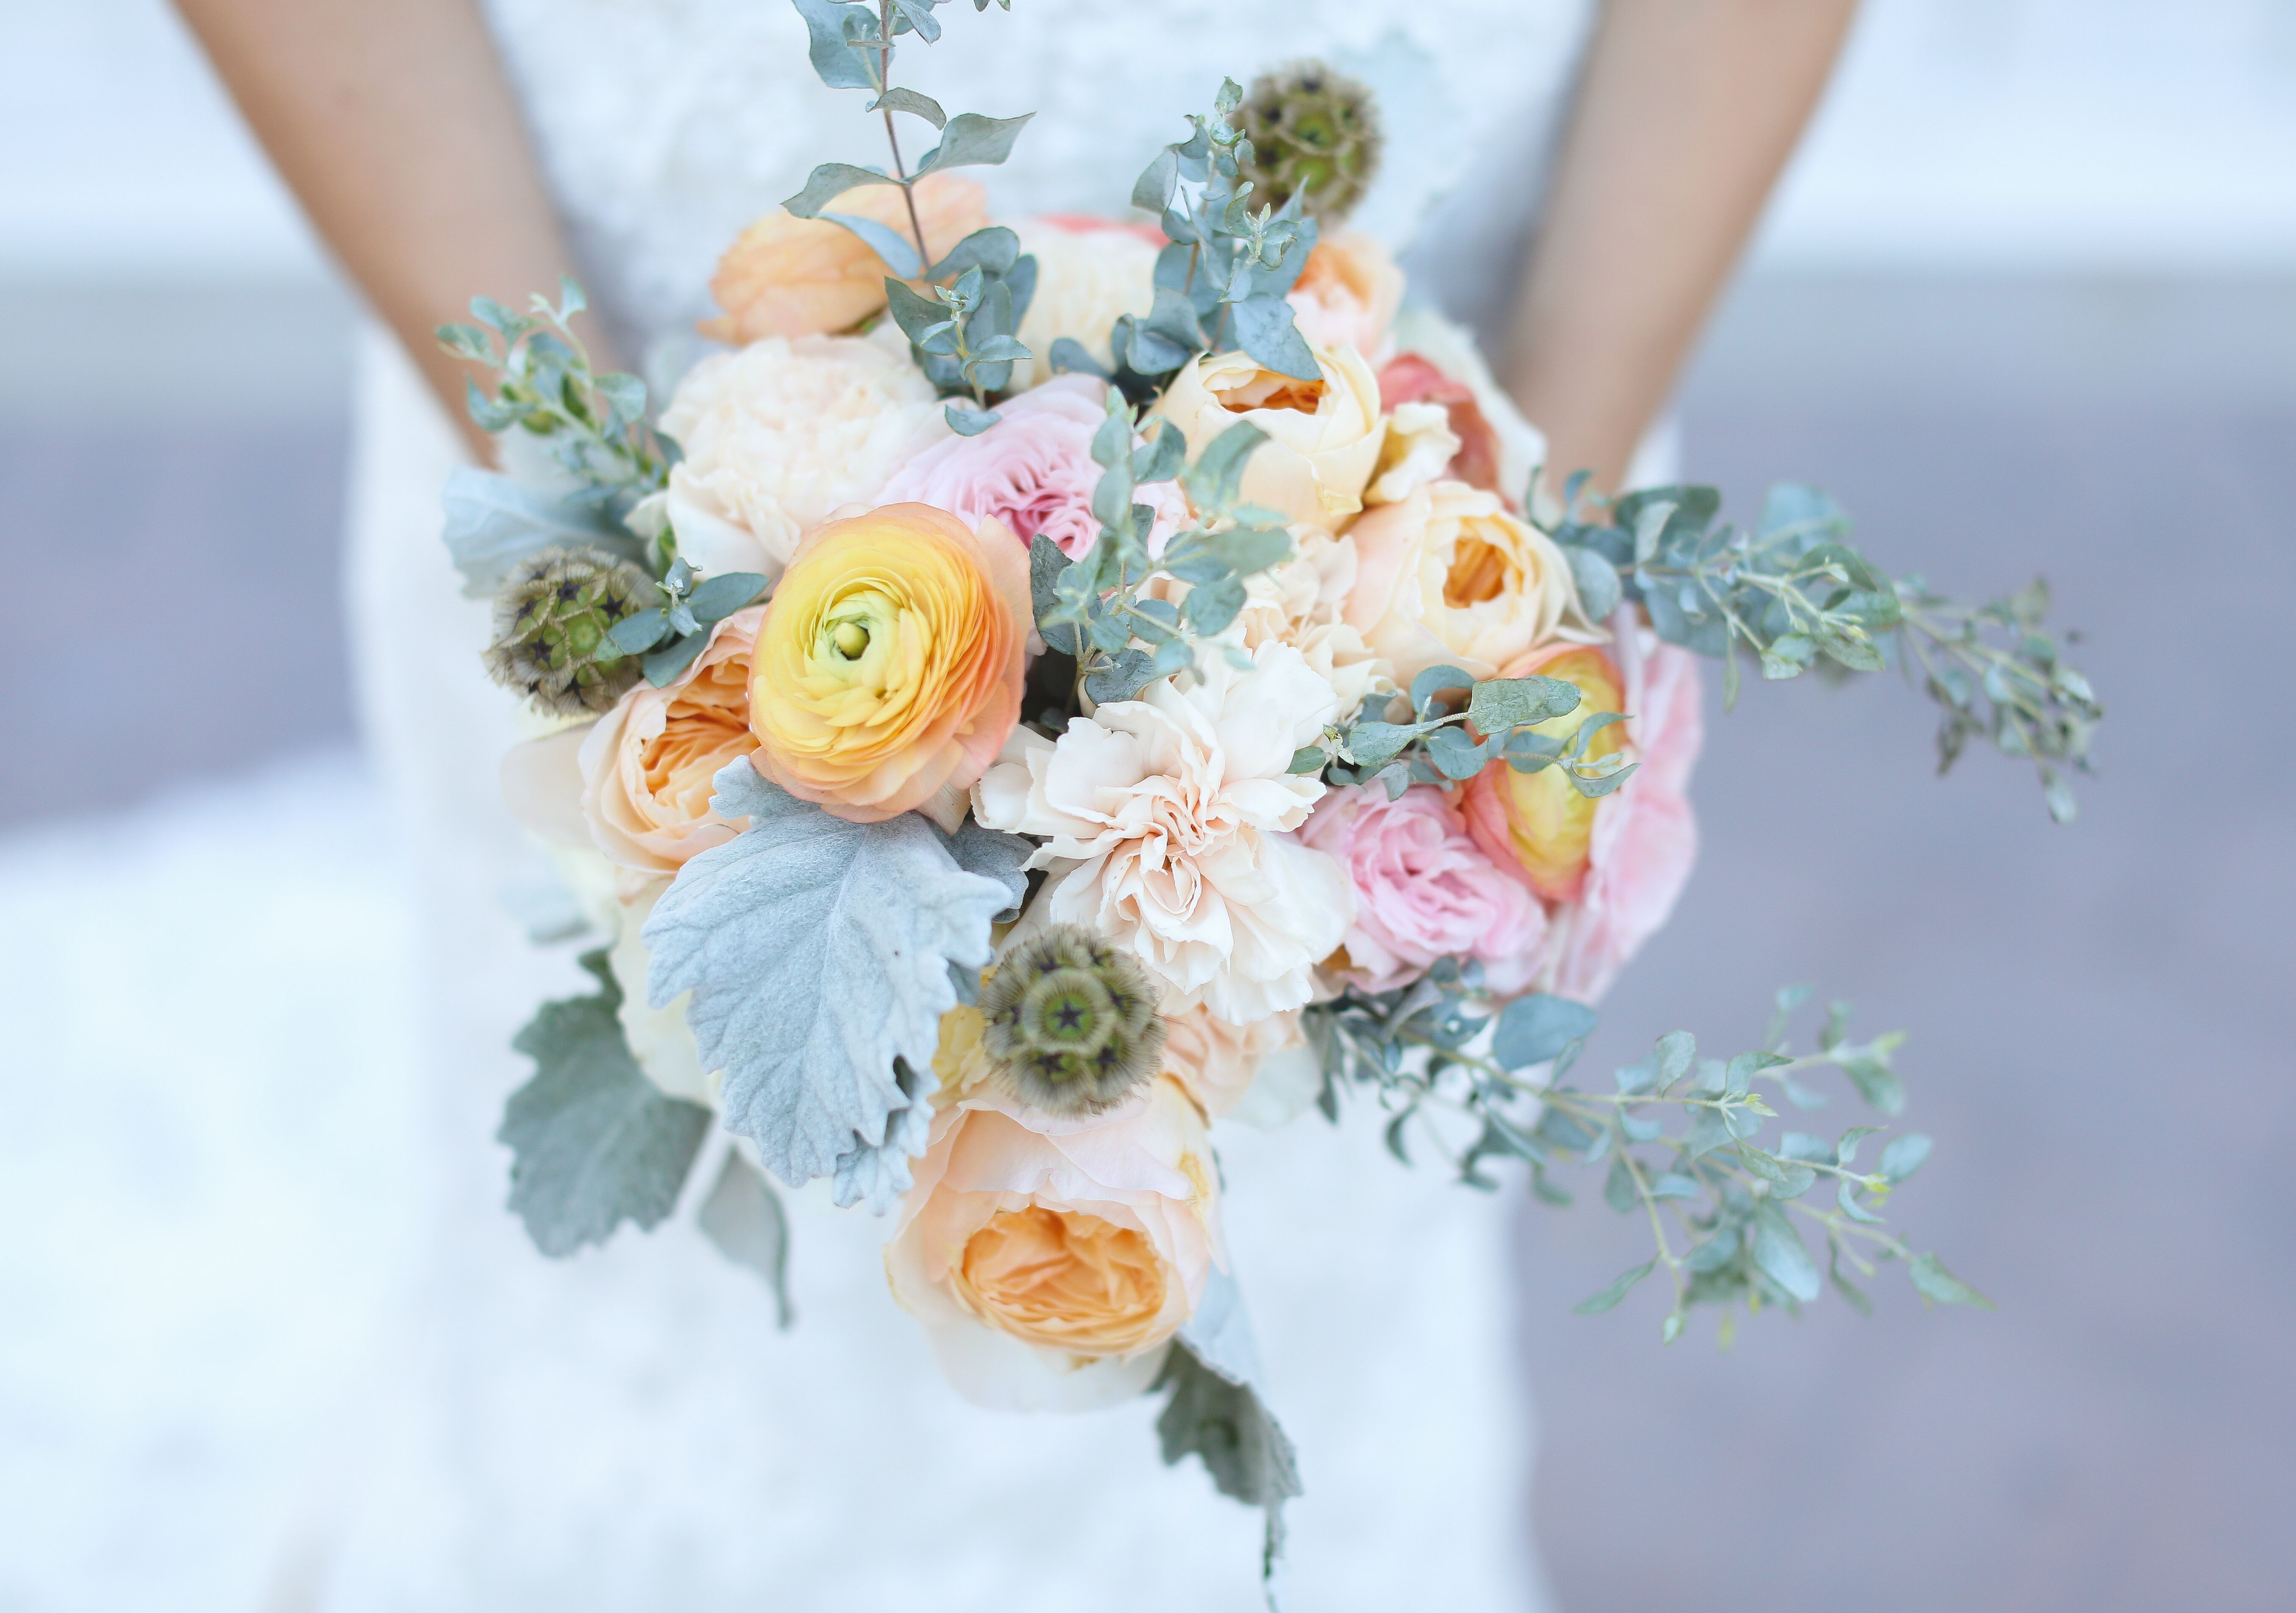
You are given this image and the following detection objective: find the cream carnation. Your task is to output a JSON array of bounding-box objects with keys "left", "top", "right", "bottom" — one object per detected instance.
[
  {"left": 886, "top": 1074, "right": 1221, "bottom": 1410},
  {"left": 1344, "top": 478, "right": 1595, "bottom": 682},
  {"left": 649, "top": 334, "right": 948, "bottom": 576},
  {"left": 1012, "top": 217, "right": 1161, "bottom": 389},
  {"left": 971, "top": 641, "right": 1353, "bottom": 1023},
  {"left": 1155, "top": 344, "right": 1384, "bottom": 528}
]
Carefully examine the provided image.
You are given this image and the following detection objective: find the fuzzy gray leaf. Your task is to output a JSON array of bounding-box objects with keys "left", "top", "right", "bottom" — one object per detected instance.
[
  {"left": 440, "top": 467, "right": 641, "bottom": 598},
  {"left": 940, "top": 820, "right": 1030, "bottom": 920},
  {"left": 697, "top": 1150, "right": 794, "bottom": 1329},
  {"left": 498, "top": 954, "right": 712, "bottom": 1257},
  {"left": 1155, "top": 1270, "right": 1302, "bottom": 1582},
  {"left": 642, "top": 763, "right": 1009, "bottom": 1202}
]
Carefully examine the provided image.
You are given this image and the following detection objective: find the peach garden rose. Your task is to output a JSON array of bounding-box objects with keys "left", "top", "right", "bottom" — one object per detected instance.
[
  {"left": 1154, "top": 343, "right": 1385, "bottom": 528},
  {"left": 747, "top": 503, "right": 1030, "bottom": 829}
]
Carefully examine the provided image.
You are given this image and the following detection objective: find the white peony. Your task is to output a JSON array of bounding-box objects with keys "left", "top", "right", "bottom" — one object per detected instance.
[
  {"left": 971, "top": 642, "right": 1354, "bottom": 1023},
  {"left": 646, "top": 334, "right": 949, "bottom": 576},
  {"left": 1011, "top": 218, "right": 1160, "bottom": 389}
]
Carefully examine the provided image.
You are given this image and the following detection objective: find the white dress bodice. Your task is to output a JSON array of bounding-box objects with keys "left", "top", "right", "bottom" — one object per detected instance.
[
  {"left": 481, "top": 0, "right": 1594, "bottom": 352},
  {"left": 320, "top": 5, "right": 1596, "bottom": 1608}
]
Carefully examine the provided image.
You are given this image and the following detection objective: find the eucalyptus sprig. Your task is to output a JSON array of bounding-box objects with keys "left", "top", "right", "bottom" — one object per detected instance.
[
  {"left": 1304, "top": 970, "right": 1992, "bottom": 1342},
  {"left": 603, "top": 556, "right": 770, "bottom": 687},
  {"left": 437, "top": 278, "right": 669, "bottom": 510},
  {"left": 1030, "top": 395, "right": 1297, "bottom": 707},
  {"left": 1548, "top": 481, "right": 2103, "bottom": 821},
  {"left": 1297, "top": 662, "right": 1636, "bottom": 800}
]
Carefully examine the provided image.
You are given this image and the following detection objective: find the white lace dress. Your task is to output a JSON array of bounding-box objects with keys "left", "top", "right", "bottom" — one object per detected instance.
[{"left": 324, "top": 3, "right": 1594, "bottom": 1607}]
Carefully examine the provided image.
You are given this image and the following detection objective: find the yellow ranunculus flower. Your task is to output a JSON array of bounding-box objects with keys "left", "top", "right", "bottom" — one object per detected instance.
[
  {"left": 1460, "top": 643, "right": 1629, "bottom": 901},
  {"left": 747, "top": 503, "right": 1030, "bottom": 827}
]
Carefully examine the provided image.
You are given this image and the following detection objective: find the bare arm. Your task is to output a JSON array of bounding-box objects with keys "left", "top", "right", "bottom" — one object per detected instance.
[
  {"left": 173, "top": 0, "right": 600, "bottom": 459},
  {"left": 1507, "top": 0, "right": 1859, "bottom": 495}
]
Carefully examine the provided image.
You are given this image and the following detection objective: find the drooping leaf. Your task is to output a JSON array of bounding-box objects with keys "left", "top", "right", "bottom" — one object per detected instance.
[
  {"left": 440, "top": 466, "right": 643, "bottom": 598},
  {"left": 926, "top": 224, "right": 1020, "bottom": 282},
  {"left": 697, "top": 1149, "right": 794, "bottom": 1329},
  {"left": 1154, "top": 1271, "right": 1302, "bottom": 1584},
  {"left": 1749, "top": 1201, "right": 1821, "bottom": 1302},
  {"left": 1573, "top": 1257, "right": 1657, "bottom": 1314},
  {"left": 819, "top": 210, "right": 922, "bottom": 279},
  {"left": 642, "top": 764, "right": 1010, "bottom": 1207},
  {"left": 1909, "top": 1252, "right": 1995, "bottom": 1310},
  {"left": 871, "top": 86, "right": 946, "bottom": 128},
  {"left": 498, "top": 952, "right": 712, "bottom": 1257},
  {"left": 1229, "top": 294, "right": 1319, "bottom": 381}
]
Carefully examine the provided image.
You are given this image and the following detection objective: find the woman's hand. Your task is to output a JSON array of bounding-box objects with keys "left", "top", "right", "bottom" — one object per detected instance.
[
  {"left": 173, "top": 0, "right": 612, "bottom": 459},
  {"left": 1506, "top": 0, "right": 1860, "bottom": 497}
]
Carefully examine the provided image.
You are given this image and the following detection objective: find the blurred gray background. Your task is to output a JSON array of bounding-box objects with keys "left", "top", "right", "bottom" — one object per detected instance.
[{"left": 2, "top": 2, "right": 2290, "bottom": 1610}]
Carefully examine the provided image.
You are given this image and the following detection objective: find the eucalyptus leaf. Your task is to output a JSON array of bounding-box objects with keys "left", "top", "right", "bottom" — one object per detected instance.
[
  {"left": 782, "top": 161, "right": 899, "bottom": 219},
  {"left": 820, "top": 211, "right": 922, "bottom": 279},
  {"left": 643, "top": 629, "right": 709, "bottom": 687},
  {"left": 1229, "top": 294, "right": 1319, "bottom": 381},
  {"left": 685, "top": 571, "right": 768, "bottom": 623},
  {"left": 790, "top": 0, "right": 879, "bottom": 88},
  {"left": 1183, "top": 420, "right": 1268, "bottom": 511},
  {"left": 1573, "top": 1258, "right": 1657, "bottom": 1314},
  {"left": 1047, "top": 337, "right": 1109, "bottom": 379},
  {"left": 1750, "top": 1201, "right": 1821, "bottom": 1302},
  {"left": 1909, "top": 1252, "right": 1994, "bottom": 1309},
  {"left": 1492, "top": 993, "right": 1600, "bottom": 1071},
  {"left": 914, "top": 111, "right": 1034, "bottom": 175},
  {"left": 871, "top": 86, "right": 946, "bottom": 128},
  {"left": 926, "top": 224, "right": 1020, "bottom": 282},
  {"left": 1467, "top": 675, "right": 1581, "bottom": 734},
  {"left": 641, "top": 765, "right": 1010, "bottom": 1205},
  {"left": 1878, "top": 1132, "right": 1933, "bottom": 1183}
]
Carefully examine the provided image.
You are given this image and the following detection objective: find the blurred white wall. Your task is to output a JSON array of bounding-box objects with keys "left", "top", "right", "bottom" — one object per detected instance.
[{"left": 5, "top": 0, "right": 2296, "bottom": 283}]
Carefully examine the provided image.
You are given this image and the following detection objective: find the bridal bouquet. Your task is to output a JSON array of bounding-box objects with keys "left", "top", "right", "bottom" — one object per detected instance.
[{"left": 435, "top": 0, "right": 2100, "bottom": 1582}]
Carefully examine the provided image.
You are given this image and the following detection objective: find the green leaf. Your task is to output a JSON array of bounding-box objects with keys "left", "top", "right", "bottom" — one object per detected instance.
[
  {"left": 790, "top": 0, "right": 879, "bottom": 89},
  {"left": 1344, "top": 721, "right": 1417, "bottom": 768},
  {"left": 1573, "top": 1258, "right": 1656, "bottom": 1314},
  {"left": 927, "top": 224, "right": 1020, "bottom": 282},
  {"left": 1133, "top": 147, "right": 1179, "bottom": 213},
  {"left": 1132, "top": 419, "right": 1187, "bottom": 484},
  {"left": 608, "top": 609, "right": 671, "bottom": 656},
  {"left": 1422, "top": 726, "right": 1490, "bottom": 781},
  {"left": 1183, "top": 420, "right": 1269, "bottom": 512},
  {"left": 1563, "top": 545, "right": 1622, "bottom": 622},
  {"left": 1409, "top": 664, "right": 1476, "bottom": 715},
  {"left": 882, "top": 277, "right": 946, "bottom": 345},
  {"left": 1230, "top": 294, "right": 1319, "bottom": 380},
  {"left": 1492, "top": 993, "right": 1599, "bottom": 1071},
  {"left": 439, "top": 467, "right": 643, "bottom": 598},
  {"left": 1383, "top": 1105, "right": 1417, "bottom": 1165},
  {"left": 1909, "top": 1252, "right": 1995, "bottom": 1310},
  {"left": 1750, "top": 1201, "right": 1821, "bottom": 1302},
  {"left": 1156, "top": 1273, "right": 1302, "bottom": 1582},
  {"left": 782, "top": 161, "right": 897, "bottom": 218},
  {"left": 1878, "top": 1133, "right": 1933, "bottom": 1183},
  {"left": 696, "top": 1149, "right": 794, "bottom": 1329},
  {"left": 1648, "top": 1172, "right": 1701, "bottom": 1200},
  {"left": 1084, "top": 647, "right": 1160, "bottom": 704},
  {"left": 1603, "top": 1154, "right": 1637, "bottom": 1214},
  {"left": 643, "top": 629, "right": 709, "bottom": 687},
  {"left": 1047, "top": 337, "right": 1108, "bottom": 379},
  {"left": 1653, "top": 1030, "right": 1696, "bottom": 1091},
  {"left": 819, "top": 210, "right": 921, "bottom": 279},
  {"left": 685, "top": 571, "right": 768, "bottom": 623},
  {"left": 1834, "top": 1124, "right": 1880, "bottom": 1167},
  {"left": 1467, "top": 675, "right": 1581, "bottom": 734},
  {"left": 1829, "top": 1243, "right": 1874, "bottom": 1316},
  {"left": 1287, "top": 746, "right": 1326, "bottom": 775},
  {"left": 870, "top": 85, "right": 946, "bottom": 128},
  {"left": 914, "top": 111, "right": 1035, "bottom": 175},
  {"left": 944, "top": 401, "right": 1001, "bottom": 436},
  {"left": 1841, "top": 1056, "right": 1906, "bottom": 1116},
  {"left": 641, "top": 765, "right": 1010, "bottom": 1208},
  {"left": 498, "top": 953, "right": 712, "bottom": 1257},
  {"left": 1182, "top": 574, "right": 1247, "bottom": 635}
]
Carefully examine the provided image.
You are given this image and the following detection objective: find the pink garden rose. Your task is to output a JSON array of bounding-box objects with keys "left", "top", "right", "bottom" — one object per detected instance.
[
  {"left": 1542, "top": 631, "right": 1704, "bottom": 1003},
  {"left": 1298, "top": 782, "right": 1547, "bottom": 996},
  {"left": 877, "top": 374, "right": 1183, "bottom": 560}
]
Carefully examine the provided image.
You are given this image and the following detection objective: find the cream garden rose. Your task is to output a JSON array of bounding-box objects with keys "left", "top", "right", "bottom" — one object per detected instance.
[
  {"left": 1011, "top": 217, "right": 1161, "bottom": 389},
  {"left": 646, "top": 334, "right": 949, "bottom": 576},
  {"left": 971, "top": 642, "right": 1353, "bottom": 1023},
  {"left": 1155, "top": 344, "right": 1384, "bottom": 528},
  {"left": 885, "top": 1074, "right": 1221, "bottom": 1410},
  {"left": 1344, "top": 478, "right": 1595, "bottom": 682}
]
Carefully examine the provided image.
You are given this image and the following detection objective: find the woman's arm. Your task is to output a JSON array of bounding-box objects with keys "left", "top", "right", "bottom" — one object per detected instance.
[
  {"left": 1507, "top": 0, "right": 1860, "bottom": 494},
  {"left": 173, "top": 0, "right": 598, "bottom": 458}
]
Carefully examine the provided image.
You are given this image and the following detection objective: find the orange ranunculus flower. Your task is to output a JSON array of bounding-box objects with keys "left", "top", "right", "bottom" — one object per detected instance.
[
  {"left": 699, "top": 172, "right": 990, "bottom": 344},
  {"left": 1459, "top": 642, "right": 1630, "bottom": 902},
  {"left": 747, "top": 503, "right": 1028, "bottom": 828}
]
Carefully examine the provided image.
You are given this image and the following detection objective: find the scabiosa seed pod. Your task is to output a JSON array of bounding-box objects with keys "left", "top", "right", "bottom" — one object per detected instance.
[
  {"left": 980, "top": 924, "right": 1168, "bottom": 1118},
  {"left": 1237, "top": 60, "right": 1383, "bottom": 225},
  {"left": 483, "top": 545, "right": 656, "bottom": 718}
]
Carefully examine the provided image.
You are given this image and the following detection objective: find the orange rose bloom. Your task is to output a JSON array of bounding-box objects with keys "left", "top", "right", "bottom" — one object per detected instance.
[
  {"left": 700, "top": 172, "right": 990, "bottom": 344},
  {"left": 955, "top": 1205, "right": 1172, "bottom": 1354},
  {"left": 1460, "top": 642, "right": 1630, "bottom": 901},
  {"left": 747, "top": 503, "right": 1028, "bottom": 827}
]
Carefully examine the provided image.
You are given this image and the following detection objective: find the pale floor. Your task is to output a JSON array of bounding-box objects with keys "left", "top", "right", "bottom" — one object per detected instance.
[{"left": 1, "top": 275, "right": 2289, "bottom": 1611}]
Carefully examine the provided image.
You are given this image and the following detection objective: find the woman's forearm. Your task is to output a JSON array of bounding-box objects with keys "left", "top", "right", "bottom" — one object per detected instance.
[
  {"left": 174, "top": 0, "right": 594, "bottom": 457},
  {"left": 1507, "top": 0, "right": 1859, "bottom": 494}
]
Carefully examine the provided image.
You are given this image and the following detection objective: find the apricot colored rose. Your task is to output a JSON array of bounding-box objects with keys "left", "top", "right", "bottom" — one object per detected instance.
[
  {"left": 700, "top": 172, "right": 989, "bottom": 343},
  {"left": 955, "top": 1204, "right": 1172, "bottom": 1354},
  {"left": 1155, "top": 344, "right": 1384, "bottom": 527},
  {"left": 747, "top": 503, "right": 1028, "bottom": 826},
  {"left": 1460, "top": 642, "right": 1629, "bottom": 901}
]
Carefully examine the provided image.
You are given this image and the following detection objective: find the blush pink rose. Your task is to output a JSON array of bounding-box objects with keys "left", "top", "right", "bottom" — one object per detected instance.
[
  {"left": 1542, "top": 631, "right": 1704, "bottom": 1004},
  {"left": 1297, "top": 782, "right": 1547, "bottom": 996},
  {"left": 877, "top": 375, "right": 1183, "bottom": 560}
]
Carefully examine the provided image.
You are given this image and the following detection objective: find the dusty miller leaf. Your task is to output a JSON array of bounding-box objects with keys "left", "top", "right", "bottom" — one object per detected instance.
[
  {"left": 1153, "top": 1271, "right": 1302, "bottom": 1583},
  {"left": 440, "top": 466, "right": 643, "bottom": 598},
  {"left": 697, "top": 1149, "right": 794, "bottom": 1329},
  {"left": 641, "top": 763, "right": 1010, "bottom": 1205},
  {"left": 498, "top": 951, "right": 712, "bottom": 1257}
]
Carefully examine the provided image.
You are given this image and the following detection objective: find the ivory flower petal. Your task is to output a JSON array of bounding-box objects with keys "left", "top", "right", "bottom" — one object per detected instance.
[
  {"left": 1155, "top": 344, "right": 1385, "bottom": 528},
  {"left": 1011, "top": 217, "right": 1162, "bottom": 389},
  {"left": 971, "top": 642, "right": 1353, "bottom": 1023}
]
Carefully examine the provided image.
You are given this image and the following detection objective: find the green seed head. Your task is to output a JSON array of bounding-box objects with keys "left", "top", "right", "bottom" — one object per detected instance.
[
  {"left": 483, "top": 545, "right": 655, "bottom": 717},
  {"left": 1237, "top": 61, "right": 1384, "bottom": 225},
  {"left": 980, "top": 925, "right": 1168, "bottom": 1118}
]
